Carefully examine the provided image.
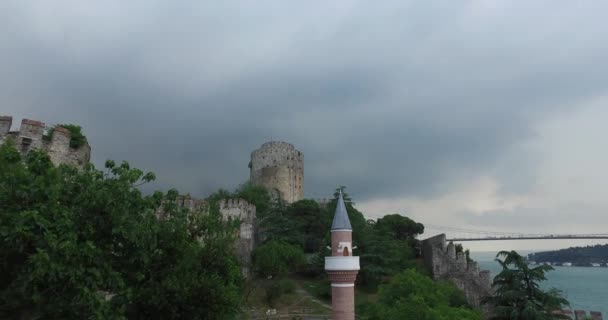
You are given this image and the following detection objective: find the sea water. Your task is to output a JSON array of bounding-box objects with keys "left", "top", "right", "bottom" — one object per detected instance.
[{"left": 472, "top": 252, "right": 608, "bottom": 315}]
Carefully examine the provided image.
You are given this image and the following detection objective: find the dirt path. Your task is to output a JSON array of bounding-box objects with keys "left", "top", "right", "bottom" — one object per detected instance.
[{"left": 294, "top": 288, "right": 331, "bottom": 310}]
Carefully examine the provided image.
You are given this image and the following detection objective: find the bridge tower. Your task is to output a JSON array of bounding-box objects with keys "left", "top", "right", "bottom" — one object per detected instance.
[{"left": 325, "top": 191, "right": 359, "bottom": 320}]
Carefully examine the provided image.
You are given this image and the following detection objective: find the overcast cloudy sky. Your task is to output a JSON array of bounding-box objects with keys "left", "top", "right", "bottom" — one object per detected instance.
[{"left": 2, "top": 1, "right": 608, "bottom": 251}]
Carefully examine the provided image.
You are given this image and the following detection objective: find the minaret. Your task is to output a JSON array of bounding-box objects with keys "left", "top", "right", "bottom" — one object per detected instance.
[{"left": 325, "top": 191, "right": 360, "bottom": 320}]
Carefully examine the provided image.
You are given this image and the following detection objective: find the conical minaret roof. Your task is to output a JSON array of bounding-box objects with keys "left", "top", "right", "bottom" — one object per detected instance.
[{"left": 331, "top": 190, "right": 352, "bottom": 231}]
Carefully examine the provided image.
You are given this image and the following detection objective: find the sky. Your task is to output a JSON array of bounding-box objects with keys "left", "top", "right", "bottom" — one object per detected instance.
[{"left": 2, "top": 1, "right": 608, "bottom": 251}]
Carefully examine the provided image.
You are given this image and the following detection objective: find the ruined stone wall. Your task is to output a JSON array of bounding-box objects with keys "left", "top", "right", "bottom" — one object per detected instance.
[
  {"left": 165, "top": 196, "right": 257, "bottom": 277},
  {"left": 0, "top": 116, "right": 12, "bottom": 137},
  {"left": 0, "top": 116, "right": 90, "bottom": 168},
  {"left": 219, "top": 198, "right": 256, "bottom": 277},
  {"left": 423, "top": 235, "right": 604, "bottom": 319},
  {"left": 250, "top": 141, "right": 304, "bottom": 203},
  {"left": 422, "top": 234, "right": 493, "bottom": 314}
]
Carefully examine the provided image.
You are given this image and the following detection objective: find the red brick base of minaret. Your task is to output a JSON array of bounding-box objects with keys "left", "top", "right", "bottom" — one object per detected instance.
[
  {"left": 328, "top": 270, "right": 358, "bottom": 320},
  {"left": 331, "top": 285, "right": 355, "bottom": 320}
]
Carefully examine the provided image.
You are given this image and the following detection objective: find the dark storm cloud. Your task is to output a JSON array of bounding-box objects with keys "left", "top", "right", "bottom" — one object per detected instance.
[{"left": 2, "top": 1, "right": 608, "bottom": 202}]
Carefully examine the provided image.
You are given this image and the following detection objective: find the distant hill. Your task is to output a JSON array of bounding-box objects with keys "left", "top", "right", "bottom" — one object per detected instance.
[{"left": 528, "top": 244, "right": 608, "bottom": 266}]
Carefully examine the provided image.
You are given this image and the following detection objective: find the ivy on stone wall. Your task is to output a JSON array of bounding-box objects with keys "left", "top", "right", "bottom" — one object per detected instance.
[{"left": 42, "top": 124, "right": 88, "bottom": 149}]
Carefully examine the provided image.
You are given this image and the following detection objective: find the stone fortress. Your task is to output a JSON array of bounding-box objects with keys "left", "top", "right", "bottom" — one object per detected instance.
[
  {"left": 167, "top": 141, "right": 305, "bottom": 275},
  {"left": 0, "top": 120, "right": 300, "bottom": 278},
  {"left": 219, "top": 198, "right": 256, "bottom": 276},
  {"left": 422, "top": 234, "right": 604, "bottom": 320},
  {"left": 4, "top": 117, "right": 601, "bottom": 318},
  {"left": 249, "top": 141, "right": 304, "bottom": 203},
  {"left": 0, "top": 116, "right": 90, "bottom": 167},
  {"left": 158, "top": 195, "right": 257, "bottom": 276},
  {"left": 156, "top": 141, "right": 305, "bottom": 276},
  {"left": 422, "top": 234, "right": 493, "bottom": 313},
  {"left": 164, "top": 141, "right": 306, "bottom": 276}
]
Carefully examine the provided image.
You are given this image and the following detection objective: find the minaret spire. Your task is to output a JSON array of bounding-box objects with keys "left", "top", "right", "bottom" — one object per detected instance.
[
  {"left": 331, "top": 190, "right": 352, "bottom": 231},
  {"left": 325, "top": 188, "right": 360, "bottom": 320}
]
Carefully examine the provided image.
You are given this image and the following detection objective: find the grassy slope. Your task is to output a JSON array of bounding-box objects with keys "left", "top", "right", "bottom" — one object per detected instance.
[{"left": 243, "top": 275, "right": 381, "bottom": 318}]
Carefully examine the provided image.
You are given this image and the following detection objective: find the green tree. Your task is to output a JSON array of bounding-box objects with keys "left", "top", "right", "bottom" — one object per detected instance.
[
  {"left": 234, "top": 183, "right": 271, "bottom": 218},
  {"left": 374, "top": 214, "right": 424, "bottom": 241},
  {"left": 252, "top": 240, "right": 305, "bottom": 278},
  {"left": 359, "top": 269, "right": 482, "bottom": 320},
  {"left": 0, "top": 141, "right": 243, "bottom": 319},
  {"left": 484, "top": 251, "right": 570, "bottom": 320},
  {"left": 43, "top": 124, "right": 88, "bottom": 148},
  {"left": 321, "top": 187, "right": 424, "bottom": 290},
  {"left": 285, "top": 200, "right": 328, "bottom": 252}
]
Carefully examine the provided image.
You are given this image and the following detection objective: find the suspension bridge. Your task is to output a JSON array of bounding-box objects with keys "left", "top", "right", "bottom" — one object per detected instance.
[{"left": 423, "top": 224, "right": 608, "bottom": 242}]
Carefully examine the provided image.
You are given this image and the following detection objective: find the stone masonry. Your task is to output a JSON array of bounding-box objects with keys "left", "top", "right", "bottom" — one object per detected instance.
[
  {"left": 162, "top": 195, "right": 257, "bottom": 277},
  {"left": 0, "top": 116, "right": 90, "bottom": 168},
  {"left": 422, "top": 234, "right": 493, "bottom": 315},
  {"left": 219, "top": 198, "right": 256, "bottom": 277},
  {"left": 422, "top": 234, "right": 604, "bottom": 320},
  {"left": 249, "top": 141, "right": 304, "bottom": 203}
]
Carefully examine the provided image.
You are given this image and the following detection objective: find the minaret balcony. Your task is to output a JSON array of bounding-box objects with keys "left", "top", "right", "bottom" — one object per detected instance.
[{"left": 325, "top": 256, "right": 360, "bottom": 271}]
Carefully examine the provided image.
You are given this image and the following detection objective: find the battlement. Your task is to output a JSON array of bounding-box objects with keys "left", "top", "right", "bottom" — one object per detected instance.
[
  {"left": 422, "top": 234, "right": 493, "bottom": 313},
  {"left": 251, "top": 142, "right": 303, "bottom": 161},
  {"left": 440, "top": 239, "right": 483, "bottom": 275},
  {"left": 424, "top": 234, "right": 486, "bottom": 277},
  {"left": 53, "top": 126, "right": 71, "bottom": 136},
  {"left": 156, "top": 195, "right": 257, "bottom": 277},
  {"left": 250, "top": 141, "right": 304, "bottom": 203},
  {"left": 219, "top": 198, "right": 256, "bottom": 222},
  {"left": 21, "top": 118, "right": 45, "bottom": 128},
  {"left": 0, "top": 116, "right": 12, "bottom": 136},
  {"left": 218, "top": 198, "right": 256, "bottom": 277},
  {"left": 260, "top": 141, "right": 295, "bottom": 150},
  {"left": 0, "top": 115, "right": 91, "bottom": 168},
  {"left": 176, "top": 195, "right": 209, "bottom": 212},
  {"left": 219, "top": 198, "right": 255, "bottom": 209}
]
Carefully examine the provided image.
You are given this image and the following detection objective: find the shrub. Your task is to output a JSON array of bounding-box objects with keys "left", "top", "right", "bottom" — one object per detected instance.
[{"left": 42, "top": 124, "right": 88, "bottom": 149}]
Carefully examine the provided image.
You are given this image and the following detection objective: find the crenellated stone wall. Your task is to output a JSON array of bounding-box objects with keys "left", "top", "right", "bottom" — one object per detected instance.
[
  {"left": 162, "top": 196, "right": 257, "bottom": 277},
  {"left": 422, "top": 234, "right": 493, "bottom": 315},
  {"left": 422, "top": 234, "right": 604, "bottom": 319},
  {"left": 219, "top": 198, "right": 256, "bottom": 276},
  {"left": 250, "top": 141, "right": 304, "bottom": 203},
  {"left": 0, "top": 116, "right": 90, "bottom": 168},
  {"left": 176, "top": 195, "right": 209, "bottom": 212}
]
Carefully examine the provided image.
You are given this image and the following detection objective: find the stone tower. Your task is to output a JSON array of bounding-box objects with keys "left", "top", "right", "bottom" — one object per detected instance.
[
  {"left": 0, "top": 116, "right": 90, "bottom": 168},
  {"left": 249, "top": 141, "right": 304, "bottom": 203},
  {"left": 325, "top": 191, "right": 359, "bottom": 320}
]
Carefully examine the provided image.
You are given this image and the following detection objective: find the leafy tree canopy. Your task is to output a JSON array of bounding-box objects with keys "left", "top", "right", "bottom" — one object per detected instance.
[
  {"left": 359, "top": 269, "right": 482, "bottom": 320},
  {"left": 252, "top": 240, "right": 305, "bottom": 278},
  {"left": 233, "top": 183, "right": 272, "bottom": 218},
  {"left": 44, "top": 124, "right": 88, "bottom": 149},
  {"left": 0, "top": 141, "right": 243, "bottom": 320},
  {"left": 374, "top": 214, "right": 424, "bottom": 241},
  {"left": 322, "top": 187, "right": 425, "bottom": 291}
]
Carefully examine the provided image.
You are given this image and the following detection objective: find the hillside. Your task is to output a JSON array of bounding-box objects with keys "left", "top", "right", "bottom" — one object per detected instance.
[{"left": 528, "top": 244, "right": 608, "bottom": 266}]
